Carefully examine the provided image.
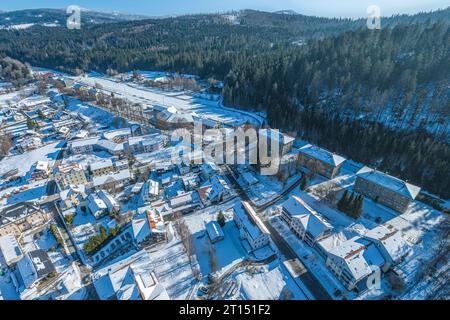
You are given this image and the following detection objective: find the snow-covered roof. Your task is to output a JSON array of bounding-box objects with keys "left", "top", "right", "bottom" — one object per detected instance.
[
  {"left": 285, "top": 196, "right": 333, "bottom": 239},
  {"left": 132, "top": 210, "right": 164, "bottom": 243},
  {"left": 205, "top": 221, "right": 224, "bottom": 242},
  {"left": 98, "top": 190, "right": 119, "bottom": 212},
  {"left": 299, "top": 144, "right": 346, "bottom": 167},
  {"left": 259, "top": 129, "right": 295, "bottom": 145},
  {"left": 59, "top": 184, "right": 86, "bottom": 201},
  {"left": 143, "top": 179, "right": 159, "bottom": 197},
  {"left": 235, "top": 201, "right": 270, "bottom": 240},
  {"left": 356, "top": 166, "right": 421, "bottom": 199},
  {"left": 69, "top": 137, "right": 100, "bottom": 148},
  {"left": 96, "top": 139, "right": 124, "bottom": 153},
  {"left": 128, "top": 133, "right": 163, "bottom": 146},
  {"left": 0, "top": 233, "right": 23, "bottom": 266},
  {"left": 169, "top": 192, "right": 194, "bottom": 207},
  {"left": 90, "top": 159, "right": 113, "bottom": 171},
  {"left": 327, "top": 236, "right": 385, "bottom": 282},
  {"left": 87, "top": 194, "right": 107, "bottom": 214},
  {"left": 92, "top": 170, "right": 131, "bottom": 187},
  {"left": 92, "top": 250, "right": 169, "bottom": 300},
  {"left": 56, "top": 162, "right": 84, "bottom": 174},
  {"left": 363, "top": 224, "right": 410, "bottom": 263},
  {"left": 35, "top": 160, "right": 49, "bottom": 171},
  {"left": 17, "top": 250, "right": 56, "bottom": 289},
  {"left": 102, "top": 128, "right": 131, "bottom": 141}
]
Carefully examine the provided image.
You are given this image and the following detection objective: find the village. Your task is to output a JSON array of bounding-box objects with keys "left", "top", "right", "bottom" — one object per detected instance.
[{"left": 0, "top": 68, "right": 448, "bottom": 301}]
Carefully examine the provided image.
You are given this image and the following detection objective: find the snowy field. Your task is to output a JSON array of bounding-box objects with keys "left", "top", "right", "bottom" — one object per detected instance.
[
  {"left": 0, "top": 141, "right": 62, "bottom": 177},
  {"left": 71, "top": 74, "right": 264, "bottom": 128},
  {"left": 65, "top": 98, "right": 122, "bottom": 128}
]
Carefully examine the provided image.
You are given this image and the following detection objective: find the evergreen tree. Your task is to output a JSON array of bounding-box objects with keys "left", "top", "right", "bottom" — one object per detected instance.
[{"left": 217, "top": 212, "right": 226, "bottom": 227}]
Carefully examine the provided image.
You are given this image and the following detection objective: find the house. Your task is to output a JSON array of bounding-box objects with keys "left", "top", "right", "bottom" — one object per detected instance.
[
  {"left": 59, "top": 185, "right": 87, "bottom": 210},
  {"left": 114, "top": 159, "right": 129, "bottom": 171},
  {"left": 0, "top": 233, "right": 23, "bottom": 266},
  {"left": 125, "top": 133, "right": 165, "bottom": 154},
  {"left": 92, "top": 170, "right": 131, "bottom": 190},
  {"left": 199, "top": 176, "right": 231, "bottom": 205},
  {"left": 132, "top": 210, "right": 165, "bottom": 246},
  {"left": 16, "top": 249, "right": 56, "bottom": 290},
  {"left": 169, "top": 191, "right": 195, "bottom": 209},
  {"left": 92, "top": 250, "right": 169, "bottom": 300},
  {"left": 362, "top": 223, "right": 410, "bottom": 270},
  {"left": 69, "top": 137, "right": 100, "bottom": 154},
  {"left": 354, "top": 167, "right": 421, "bottom": 213},
  {"left": 90, "top": 159, "right": 114, "bottom": 177},
  {"left": 0, "top": 203, "right": 49, "bottom": 238},
  {"left": 103, "top": 128, "right": 131, "bottom": 143},
  {"left": 181, "top": 173, "right": 200, "bottom": 191},
  {"left": 141, "top": 180, "right": 160, "bottom": 203},
  {"left": 233, "top": 201, "right": 270, "bottom": 252},
  {"left": 98, "top": 190, "right": 120, "bottom": 215},
  {"left": 96, "top": 139, "right": 124, "bottom": 156},
  {"left": 30, "top": 160, "right": 51, "bottom": 181},
  {"left": 325, "top": 236, "right": 385, "bottom": 291},
  {"left": 87, "top": 194, "right": 108, "bottom": 219},
  {"left": 205, "top": 221, "right": 224, "bottom": 243},
  {"left": 54, "top": 163, "right": 88, "bottom": 190},
  {"left": 152, "top": 106, "right": 199, "bottom": 130},
  {"left": 298, "top": 144, "right": 346, "bottom": 179},
  {"left": 281, "top": 196, "right": 333, "bottom": 246}
]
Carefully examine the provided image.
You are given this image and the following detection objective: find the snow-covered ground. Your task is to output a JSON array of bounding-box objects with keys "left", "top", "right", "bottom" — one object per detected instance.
[
  {"left": 234, "top": 260, "right": 308, "bottom": 300},
  {"left": 0, "top": 141, "right": 62, "bottom": 177},
  {"left": 71, "top": 74, "right": 264, "bottom": 128},
  {"left": 145, "top": 223, "right": 196, "bottom": 300},
  {"left": 65, "top": 98, "right": 122, "bottom": 128}
]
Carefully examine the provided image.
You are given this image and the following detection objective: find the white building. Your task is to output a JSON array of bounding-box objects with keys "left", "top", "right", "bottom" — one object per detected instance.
[
  {"left": 281, "top": 196, "right": 333, "bottom": 246},
  {"left": 326, "top": 237, "right": 385, "bottom": 291},
  {"left": 141, "top": 179, "right": 160, "bottom": 203},
  {"left": 233, "top": 201, "right": 270, "bottom": 252},
  {"left": 90, "top": 159, "right": 114, "bottom": 177},
  {"left": 205, "top": 221, "right": 224, "bottom": 243},
  {"left": 69, "top": 137, "right": 100, "bottom": 154},
  {"left": 126, "top": 133, "right": 165, "bottom": 154},
  {"left": 87, "top": 194, "right": 108, "bottom": 219},
  {"left": 92, "top": 250, "right": 169, "bottom": 300},
  {"left": 54, "top": 162, "right": 88, "bottom": 190},
  {"left": 92, "top": 169, "right": 131, "bottom": 190},
  {"left": 362, "top": 223, "right": 411, "bottom": 271},
  {"left": 0, "top": 233, "right": 23, "bottom": 266},
  {"left": 132, "top": 210, "right": 165, "bottom": 245},
  {"left": 59, "top": 185, "right": 87, "bottom": 210}
]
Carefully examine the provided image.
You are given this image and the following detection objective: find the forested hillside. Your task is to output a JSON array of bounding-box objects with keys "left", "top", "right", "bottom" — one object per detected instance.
[{"left": 0, "top": 8, "right": 448, "bottom": 198}]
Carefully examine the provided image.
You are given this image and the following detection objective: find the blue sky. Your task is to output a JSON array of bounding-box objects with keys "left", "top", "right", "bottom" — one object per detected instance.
[{"left": 0, "top": 0, "right": 448, "bottom": 18}]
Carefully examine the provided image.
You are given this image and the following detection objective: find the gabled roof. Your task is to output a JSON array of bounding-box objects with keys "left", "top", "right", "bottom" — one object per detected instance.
[
  {"left": 328, "top": 237, "right": 385, "bottom": 282},
  {"left": 299, "top": 144, "right": 346, "bottom": 167},
  {"left": 283, "top": 196, "right": 333, "bottom": 238},
  {"left": 356, "top": 166, "right": 421, "bottom": 199},
  {"left": 90, "top": 159, "right": 113, "bottom": 171},
  {"left": 363, "top": 223, "right": 410, "bottom": 263}
]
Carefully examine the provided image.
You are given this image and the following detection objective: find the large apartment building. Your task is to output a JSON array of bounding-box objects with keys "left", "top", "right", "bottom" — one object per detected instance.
[
  {"left": 298, "top": 144, "right": 346, "bottom": 179},
  {"left": 54, "top": 162, "right": 88, "bottom": 190},
  {"left": 354, "top": 167, "right": 421, "bottom": 213}
]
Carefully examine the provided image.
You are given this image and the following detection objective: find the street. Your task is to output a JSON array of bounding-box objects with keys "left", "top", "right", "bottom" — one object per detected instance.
[{"left": 222, "top": 165, "right": 332, "bottom": 300}]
